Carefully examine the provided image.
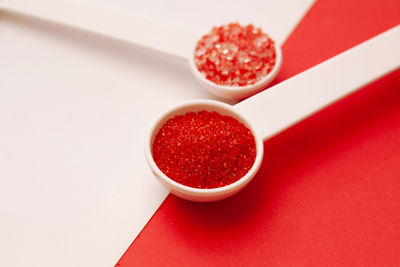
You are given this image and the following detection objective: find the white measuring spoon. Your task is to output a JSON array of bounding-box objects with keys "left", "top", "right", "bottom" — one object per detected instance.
[
  {"left": 145, "top": 26, "right": 400, "bottom": 202},
  {"left": 0, "top": 0, "right": 282, "bottom": 99}
]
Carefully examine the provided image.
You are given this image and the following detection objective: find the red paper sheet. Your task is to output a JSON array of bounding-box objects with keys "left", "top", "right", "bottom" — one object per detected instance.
[{"left": 117, "top": 0, "right": 400, "bottom": 265}]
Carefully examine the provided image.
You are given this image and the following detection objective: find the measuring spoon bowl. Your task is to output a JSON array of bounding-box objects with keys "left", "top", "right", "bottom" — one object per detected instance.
[
  {"left": 144, "top": 100, "right": 264, "bottom": 202},
  {"left": 189, "top": 37, "right": 282, "bottom": 100}
]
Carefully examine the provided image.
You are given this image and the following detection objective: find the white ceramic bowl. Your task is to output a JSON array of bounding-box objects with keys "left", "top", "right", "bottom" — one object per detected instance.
[{"left": 145, "top": 100, "right": 264, "bottom": 202}]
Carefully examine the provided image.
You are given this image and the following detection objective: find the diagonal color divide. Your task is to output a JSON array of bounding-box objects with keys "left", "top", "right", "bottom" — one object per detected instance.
[{"left": 117, "top": 0, "right": 400, "bottom": 263}]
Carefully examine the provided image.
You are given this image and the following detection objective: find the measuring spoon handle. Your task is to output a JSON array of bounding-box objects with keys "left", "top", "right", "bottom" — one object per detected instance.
[
  {"left": 0, "top": 0, "right": 200, "bottom": 59},
  {"left": 235, "top": 25, "right": 400, "bottom": 141}
]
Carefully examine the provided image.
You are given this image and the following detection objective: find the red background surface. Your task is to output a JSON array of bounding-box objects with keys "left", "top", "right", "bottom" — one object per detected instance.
[{"left": 118, "top": 0, "right": 400, "bottom": 265}]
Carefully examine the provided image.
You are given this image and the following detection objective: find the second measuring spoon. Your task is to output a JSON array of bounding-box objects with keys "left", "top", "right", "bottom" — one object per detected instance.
[{"left": 0, "top": 0, "right": 281, "bottom": 99}]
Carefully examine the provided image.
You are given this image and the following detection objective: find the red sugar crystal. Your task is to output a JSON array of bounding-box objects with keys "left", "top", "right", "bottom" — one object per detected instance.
[
  {"left": 152, "top": 111, "right": 257, "bottom": 189},
  {"left": 194, "top": 23, "right": 276, "bottom": 87}
]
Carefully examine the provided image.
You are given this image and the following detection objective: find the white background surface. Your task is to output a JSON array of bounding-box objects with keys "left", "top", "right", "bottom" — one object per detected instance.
[{"left": 0, "top": 1, "right": 314, "bottom": 266}]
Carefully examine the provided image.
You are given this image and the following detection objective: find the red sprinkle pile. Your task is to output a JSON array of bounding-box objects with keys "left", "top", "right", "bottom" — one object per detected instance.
[
  {"left": 194, "top": 23, "right": 276, "bottom": 87},
  {"left": 152, "top": 110, "right": 256, "bottom": 189}
]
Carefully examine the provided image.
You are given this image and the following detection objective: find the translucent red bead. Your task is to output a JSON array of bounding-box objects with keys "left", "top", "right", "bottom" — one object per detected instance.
[
  {"left": 194, "top": 23, "right": 276, "bottom": 87},
  {"left": 152, "top": 111, "right": 256, "bottom": 189}
]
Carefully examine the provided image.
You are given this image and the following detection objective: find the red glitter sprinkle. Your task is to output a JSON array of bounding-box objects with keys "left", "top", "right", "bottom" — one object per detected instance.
[
  {"left": 194, "top": 23, "right": 276, "bottom": 86},
  {"left": 152, "top": 111, "right": 256, "bottom": 189}
]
